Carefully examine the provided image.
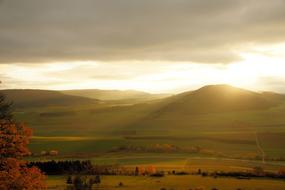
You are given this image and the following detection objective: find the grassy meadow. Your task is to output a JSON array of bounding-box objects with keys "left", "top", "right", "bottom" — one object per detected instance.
[
  {"left": 20, "top": 101, "right": 285, "bottom": 159},
  {"left": 46, "top": 175, "right": 285, "bottom": 190}
]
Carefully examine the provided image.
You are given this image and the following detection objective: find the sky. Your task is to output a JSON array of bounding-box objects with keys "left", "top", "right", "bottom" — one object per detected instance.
[{"left": 0, "top": 0, "right": 285, "bottom": 93}]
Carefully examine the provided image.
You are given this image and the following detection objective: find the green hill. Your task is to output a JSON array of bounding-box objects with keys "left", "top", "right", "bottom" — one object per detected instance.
[
  {"left": 152, "top": 84, "right": 282, "bottom": 115},
  {"left": 0, "top": 89, "right": 100, "bottom": 108},
  {"left": 3, "top": 85, "right": 285, "bottom": 158},
  {"left": 125, "top": 85, "right": 285, "bottom": 137}
]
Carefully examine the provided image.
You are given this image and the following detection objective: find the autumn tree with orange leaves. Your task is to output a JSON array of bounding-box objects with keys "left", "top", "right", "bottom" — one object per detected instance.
[{"left": 0, "top": 92, "right": 46, "bottom": 190}]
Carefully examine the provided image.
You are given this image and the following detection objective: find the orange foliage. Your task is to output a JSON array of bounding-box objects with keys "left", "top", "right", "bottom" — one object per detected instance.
[
  {"left": 135, "top": 166, "right": 157, "bottom": 175},
  {"left": 146, "top": 165, "right": 156, "bottom": 174},
  {"left": 137, "top": 166, "right": 146, "bottom": 175},
  {"left": 0, "top": 120, "right": 46, "bottom": 189},
  {"left": 279, "top": 167, "right": 285, "bottom": 176},
  {"left": 0, "top": 158, "right": 46, "bottom": 190},
  {"left": 0, "top": 121, "right": 32, "bottom": 158}
]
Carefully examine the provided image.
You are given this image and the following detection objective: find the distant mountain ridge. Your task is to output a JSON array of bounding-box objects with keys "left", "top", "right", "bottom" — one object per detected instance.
[
  {"left": 1, "top": 85, "right": 284, "bottom": 112},
  {"left": 61, "top": 89, "right": 170, "bottom": 103}
]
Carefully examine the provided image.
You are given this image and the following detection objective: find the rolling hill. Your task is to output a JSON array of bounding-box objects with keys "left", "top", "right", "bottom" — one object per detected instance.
[
  {"left": 2, "top": 85, "right": 285, "bottom": 158},
  {"left": 2, "top": 85, "right": 285, "bottom": 136},
  {"left": 123, "top": 84, "right": 285, "bottom": 137},
  {"left": 151, "top": 84, "right": 283, "bottom": 115},
  {"left": 61, "top": 89, "right": 170, "bottom": 104},
  {"left": 0, "top": 89, "right": 100, "bottom": 108}
]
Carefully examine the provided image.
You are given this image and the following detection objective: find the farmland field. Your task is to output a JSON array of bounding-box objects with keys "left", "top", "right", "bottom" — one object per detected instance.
[{"left": 46, "top": 175, "right": 285, "bottom": 190}]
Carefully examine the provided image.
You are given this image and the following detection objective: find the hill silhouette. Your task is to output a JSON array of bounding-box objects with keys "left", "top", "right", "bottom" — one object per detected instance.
[
  {"left": 61, "top": 89, "right": 169, "bottom": 104},
  {"left": 0, "top": 89, "right": 99, "bottom": 108},
  {"left": 152, "top": 84, "right": 282, "bottom": 115}
]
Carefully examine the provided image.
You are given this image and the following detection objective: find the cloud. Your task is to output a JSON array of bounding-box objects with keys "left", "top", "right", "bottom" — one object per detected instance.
[
  {"left": 0, "top": 59, "right": 284, "bottom": 93},
  {"left": 0, "top": 0, "right": 285, "bottom": 63},
  {"left": 257, "top": 76, "right": 285, "bottom": 92}
]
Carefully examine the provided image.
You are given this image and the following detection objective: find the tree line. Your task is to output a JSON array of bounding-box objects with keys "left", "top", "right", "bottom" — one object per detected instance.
[
  {"left": 28, "top": 159, "right": 160, "bottom": 176},
  {"left": 28, "top": 160, "right": 93, "bottom": 175}
]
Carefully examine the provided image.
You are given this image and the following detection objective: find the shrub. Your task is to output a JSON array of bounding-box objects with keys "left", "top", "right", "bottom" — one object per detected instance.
[{"left": 150, "top": 172, "right": 165, "bottom": 177}]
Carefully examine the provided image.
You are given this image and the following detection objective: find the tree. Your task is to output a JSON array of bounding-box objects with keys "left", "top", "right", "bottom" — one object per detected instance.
[
  {"left": 146, "top": 165, "right": 156, "bottom": 175},
  {"left": 135, "top": 166, "right": 139, "bottom": 176},
  {"left": 70, "top": 176, "right": 95, "bottom": 190},
  {"left": 278, "top": 167, "right": 285, "bottom": 177},
  {"left": 0, "top": 91, "right": 46, "bottom": 189},
  {"left": 252, "top": 166, "right": 264, "bottom": 176},
  {"left": 66, "top": 176, "right": 73, "bottom": 184},
  {"left": 0, "top": 157, "right": 46, "bottom": 189},
  {"left": 0, "top": 93, "right": 13, "bottom": 120},
  {"left": 94, "top": 175, "right": 101, "bottom": 184}
]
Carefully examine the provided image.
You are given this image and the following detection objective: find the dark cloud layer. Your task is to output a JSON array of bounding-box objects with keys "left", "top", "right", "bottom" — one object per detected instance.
[{"left": 0, "top": 0, "right": 285, "bottom": 63}]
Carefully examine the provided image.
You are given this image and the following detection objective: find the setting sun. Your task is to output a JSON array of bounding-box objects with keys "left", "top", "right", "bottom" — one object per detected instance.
[{"left": 1, "top": 50, "right": 284, "bottom": 93}]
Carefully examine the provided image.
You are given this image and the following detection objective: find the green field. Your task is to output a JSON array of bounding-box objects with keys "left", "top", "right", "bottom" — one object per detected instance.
[
  {"left": 24, "top": 103, "right": 285, "bottom": 160},
  {"left": 13, "top": 95, "right": 284, "bottom": 157}
]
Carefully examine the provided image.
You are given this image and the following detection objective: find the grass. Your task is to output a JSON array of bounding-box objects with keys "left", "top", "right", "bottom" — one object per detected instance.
[
  {"left": 46, "top": 175, "right": 285, "bottom": 190},
  {"left": 28, "top": 129, "right": 285, "bottom": 158},
  {"left": 27, "top": 152, "right": 285, "bottom": 172}
]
